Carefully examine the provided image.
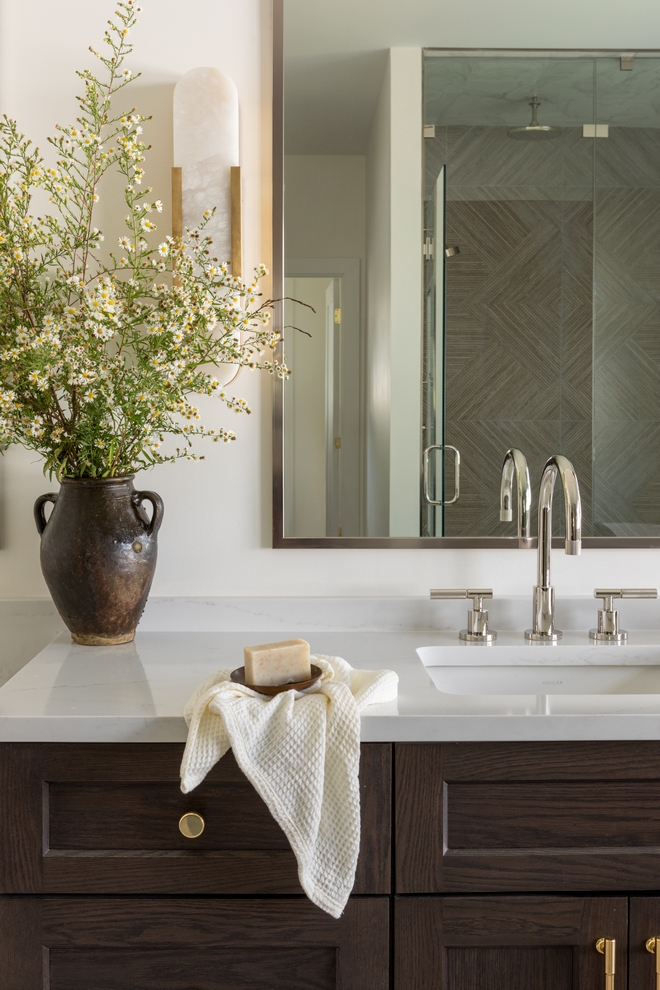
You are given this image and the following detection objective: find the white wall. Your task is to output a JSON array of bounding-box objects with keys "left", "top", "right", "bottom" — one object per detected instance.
[
  {"left": 388, "top": 49, "right": 423, "bottom": 536},
  {"left": 284, "top": 155, "right": 366, "bottom": 261},
  {"left": 365, "top": 49, "right": 423, "bottom": 538},
  {"left": 365, "top": 58, "right": 392, "bottom": 536},
  {"left": 1, "top": 0, "right": 660, "bottom": 606}
]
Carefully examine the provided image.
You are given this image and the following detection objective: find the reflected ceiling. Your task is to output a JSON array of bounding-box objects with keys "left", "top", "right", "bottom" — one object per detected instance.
[
  {"left": 425, "top": 56, "right": 660, "bottom": 128},
  {"left": 283, "top": 0, "right": 660, "bottom": 154}
]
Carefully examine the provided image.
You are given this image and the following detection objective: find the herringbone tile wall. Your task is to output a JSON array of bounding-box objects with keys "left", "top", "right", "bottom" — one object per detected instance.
[{"left": 593, "top": 129, "right": 660, "bottom": 536}]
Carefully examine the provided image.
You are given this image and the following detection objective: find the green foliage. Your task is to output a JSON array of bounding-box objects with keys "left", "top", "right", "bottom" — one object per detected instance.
[{"left": 0, "top": 0, "right": 285, "bottom": 479}]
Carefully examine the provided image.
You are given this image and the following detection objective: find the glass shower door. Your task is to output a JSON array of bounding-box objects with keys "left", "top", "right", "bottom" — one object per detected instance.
[
  {"left": 421, "top": 165, "right": 446, "bottom": 536},
  {"left": 592, "top": 56, "right": 660, "bottom": 537},
  {"left": 423, "top": 53, "right": 595, "bottom": 536}
]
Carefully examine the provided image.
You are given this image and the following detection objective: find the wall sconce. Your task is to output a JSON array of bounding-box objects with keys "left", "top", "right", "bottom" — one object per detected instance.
[
  {"left": 172, "top": 67, "right": 242, "bottom": 386},
  {"left": 172, "top": 67, "right": 241, "bottom": 276}
]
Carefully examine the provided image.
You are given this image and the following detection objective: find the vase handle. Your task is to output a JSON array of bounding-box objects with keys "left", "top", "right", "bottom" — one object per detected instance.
[
  {"left": 132, "top": 490, "right": 164, "bottom": 537},
  {"left": 34, "top": 493, "right": 58, "bottom": 536}
]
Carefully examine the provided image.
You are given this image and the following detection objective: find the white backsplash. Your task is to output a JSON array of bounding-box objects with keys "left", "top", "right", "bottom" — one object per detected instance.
[{"left": 138, "top": 595, "right": 660, "bottom": 633}]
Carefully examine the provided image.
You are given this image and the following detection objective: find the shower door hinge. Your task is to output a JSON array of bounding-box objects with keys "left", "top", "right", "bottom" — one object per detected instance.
[
  {"left": 583, "top": 124, "right": 609, "bottom": 138},
  {"left": 423, "top": 237, "right": 434, "bottom": 259}
]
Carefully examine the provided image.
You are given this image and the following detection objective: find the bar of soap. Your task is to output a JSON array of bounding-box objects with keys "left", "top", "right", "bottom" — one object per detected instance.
[{"left": 243, "top": 638, "right": 311, "bottom": 687}]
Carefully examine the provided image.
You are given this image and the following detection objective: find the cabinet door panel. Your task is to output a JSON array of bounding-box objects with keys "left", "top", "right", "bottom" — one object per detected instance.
[
  {"left": 446, "top": 946, "right": 572, "bottom": 990},
  {"left": 629, "top": 897, "right": 660, "bottom": 990},
  {"left": 0, "top": 896, "right": 389, "bottom": 990},
  {"left": 395, "top": 896, "right": 627, "bottom": 990},
  {"left": 49, "top": 948, "right": 336, "bottom": 990},
  {"left": 396, "top": 742, "right": 660, "bottom": 892},
  {"left": 0, "top": 742, "right": 391, "bottom": 895}
]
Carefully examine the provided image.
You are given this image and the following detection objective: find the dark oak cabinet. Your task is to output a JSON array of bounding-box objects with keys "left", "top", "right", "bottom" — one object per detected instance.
[
  {"left": 630, "top": 898, "right": 660, "bottom": 990},
  {"left": 396, "top": 896, "right": 628, "bottom": 990},
  {"left": 0, "top": 742, "right": 390, "bottom": 895},
  {"left": 396, "top": 741, "right": 660, "bottom": 892},
  {"left": 0, "top": 897, "right": 390, "bottom": 990},
  {"left": 3, "top": 739, "right": 660, "bottom": 987},
  {"left": 0, "top": 742, "right": 391, "bottom": 989}
]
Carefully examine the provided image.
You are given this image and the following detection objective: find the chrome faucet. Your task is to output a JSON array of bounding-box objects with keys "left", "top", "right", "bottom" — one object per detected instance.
[
  {"left": 499, "top": 448, "right": 532, "bottom": 539},
  {"left": 525, "top": 455, "right": 582, "bottom": 642}
]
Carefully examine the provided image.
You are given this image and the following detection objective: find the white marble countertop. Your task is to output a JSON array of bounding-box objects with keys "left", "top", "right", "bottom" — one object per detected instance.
[{"left": 4, "top": 629, "right": 660, "bottom": 742}]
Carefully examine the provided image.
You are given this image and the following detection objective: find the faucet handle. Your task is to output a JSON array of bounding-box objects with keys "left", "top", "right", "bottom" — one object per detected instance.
[
  {"left": 594, "top": 588, "right": 658, "bottom": 600},
  {"left": 430, "top": 589, "right": 496, "bottom": 642},
  {"left": 431, "top": 588, "right": 492, "bottom": 605},
  {"left": 590, "top": 588, "right": 658, "bottom": 643}
]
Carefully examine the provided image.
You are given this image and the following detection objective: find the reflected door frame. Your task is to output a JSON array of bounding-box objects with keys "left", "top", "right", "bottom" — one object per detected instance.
[{"left": 284, "top": 258, "right": 362, "bottom": 538}]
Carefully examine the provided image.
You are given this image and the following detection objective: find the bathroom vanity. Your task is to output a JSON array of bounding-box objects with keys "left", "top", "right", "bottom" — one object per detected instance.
[{"left": 4, "top": 624, "right": 660, "bottom": 989}]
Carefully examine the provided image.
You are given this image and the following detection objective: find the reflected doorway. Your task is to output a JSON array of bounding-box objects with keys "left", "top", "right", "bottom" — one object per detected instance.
[{"left": 283, "top": 260, "right": 361, "bottom": 536}]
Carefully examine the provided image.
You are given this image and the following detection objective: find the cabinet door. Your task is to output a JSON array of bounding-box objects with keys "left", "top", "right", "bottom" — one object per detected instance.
[
  {"left": 395, "top": 896, "right": 627, "bottom": 990},
  {"left": 0, "top": 896, "right": 389, "bottom": 990},
  {"left": 630, "top": 897, "right": 660, "bottom": 990}
]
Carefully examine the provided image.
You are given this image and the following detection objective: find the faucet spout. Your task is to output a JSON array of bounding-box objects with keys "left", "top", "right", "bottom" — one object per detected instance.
[
  {"left": 500, "top": 448, "right": 532, "bottom": 539},
  {"left": 526, "top": 455, "right": 582, "bottom": 642}
]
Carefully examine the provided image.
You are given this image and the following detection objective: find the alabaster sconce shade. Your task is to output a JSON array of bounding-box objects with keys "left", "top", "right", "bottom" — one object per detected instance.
[{"left": 172, "top": 67, "right": 241, "bottom": 274}]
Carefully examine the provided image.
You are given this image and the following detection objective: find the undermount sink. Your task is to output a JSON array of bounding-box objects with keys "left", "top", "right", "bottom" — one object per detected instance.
[{"left": 417, "top": 642, "right": 660, "bottom": 696}]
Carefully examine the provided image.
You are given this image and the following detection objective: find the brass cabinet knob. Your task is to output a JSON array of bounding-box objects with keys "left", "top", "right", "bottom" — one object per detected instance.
[{"left": 179, "top": 812, "right": 205, "bottom": 838}]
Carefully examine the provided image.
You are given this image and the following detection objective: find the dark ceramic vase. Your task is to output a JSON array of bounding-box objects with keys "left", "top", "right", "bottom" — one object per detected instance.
[{"left": 34, "top": 476, "right": 164, "bottom": 646}]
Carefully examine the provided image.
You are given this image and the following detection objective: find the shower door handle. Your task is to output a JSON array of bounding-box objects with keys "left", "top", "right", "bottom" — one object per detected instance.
[{"left": 423, "top": 445, "right": 460, "bottom": 506}]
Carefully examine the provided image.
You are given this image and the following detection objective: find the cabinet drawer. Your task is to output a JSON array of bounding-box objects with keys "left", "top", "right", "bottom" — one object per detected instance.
[
  {"left": 0, "top": 896, "right": 390, "bottom": 990},
  {"left": 396, "top": 741, "right": 660, "bottom": 893},
  {"left": 0, "top": 742, "right": 391, "bottom": 895}
]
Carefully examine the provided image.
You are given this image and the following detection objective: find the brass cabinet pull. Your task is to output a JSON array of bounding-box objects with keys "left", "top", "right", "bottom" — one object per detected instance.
[
  {"left": 179, "top": 812, "right": 205, "bottom": 838},
  {"left": 646, "top": 937, "right": 660, "bottom": 990},
  {"left": 596, "top": 938, "right": 616, "bottom": 990}
]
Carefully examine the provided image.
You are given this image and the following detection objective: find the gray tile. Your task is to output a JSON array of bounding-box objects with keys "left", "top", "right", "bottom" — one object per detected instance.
[{"left": 595, "top": 128, "right": 660, "bottom": 189}]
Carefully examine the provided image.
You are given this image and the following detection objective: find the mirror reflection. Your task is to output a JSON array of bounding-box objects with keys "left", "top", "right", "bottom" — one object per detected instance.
[{"left": 282, "top": 26, "right": 660, "bottom": 540}]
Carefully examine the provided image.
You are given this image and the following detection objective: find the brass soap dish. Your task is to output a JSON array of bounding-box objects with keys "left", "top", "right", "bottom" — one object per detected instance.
[{"left": 230, "top": 664, "right": 323, "bottom": 696}]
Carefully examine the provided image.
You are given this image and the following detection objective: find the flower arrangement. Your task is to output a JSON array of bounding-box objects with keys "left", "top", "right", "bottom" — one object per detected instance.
[{"left": 0, "top": 0, "right": 286, "bottom": 480}]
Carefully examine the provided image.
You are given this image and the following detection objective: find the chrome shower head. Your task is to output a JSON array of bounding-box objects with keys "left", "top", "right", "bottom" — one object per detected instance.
[{"left": 508, "top": 97, "right": 560, "bottom": 141}]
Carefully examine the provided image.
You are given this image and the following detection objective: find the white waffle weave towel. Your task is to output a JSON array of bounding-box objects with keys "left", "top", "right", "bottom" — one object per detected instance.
[{"left": 180, "top": 655, "right": 398, "bottom": 918}]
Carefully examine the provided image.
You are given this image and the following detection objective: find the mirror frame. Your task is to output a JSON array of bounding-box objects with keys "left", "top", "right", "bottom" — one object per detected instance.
[{"left": 271, "top": 3, "right": 660, "bottom": 549}]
